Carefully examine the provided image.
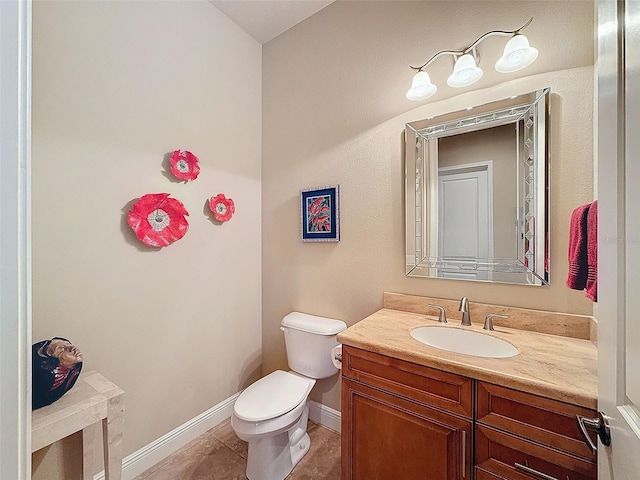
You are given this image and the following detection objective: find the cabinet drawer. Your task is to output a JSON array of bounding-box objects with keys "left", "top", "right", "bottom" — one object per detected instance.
[
  {"left": 476, "top": 424, "right": 597, "bottom": 480},
  {"left": 476, "top": 382, "right": 597, "bottom": 460},
  {"left": 342, "top": 346, "right": 472, "bottom": 417},
  {"left": 475, "top": 469, "right": 508, "bottom": 480}
]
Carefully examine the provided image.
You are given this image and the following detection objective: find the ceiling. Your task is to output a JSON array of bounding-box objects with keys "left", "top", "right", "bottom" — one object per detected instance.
[{"left": 210, "top": 0, "right": 335, "bottom": 44}]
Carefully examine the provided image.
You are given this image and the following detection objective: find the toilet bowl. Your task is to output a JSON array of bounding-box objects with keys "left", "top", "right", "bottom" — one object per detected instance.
[
  {"left": 231, "top": 371, "right": 315, "bottom": 480},
  {"left": 230, "top": 312, "right": 347, "bottom": 480}
]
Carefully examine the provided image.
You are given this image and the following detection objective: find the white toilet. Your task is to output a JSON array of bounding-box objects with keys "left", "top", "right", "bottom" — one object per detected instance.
[{"left": 231, "top": 312, "right": 347, "bottom": 480}]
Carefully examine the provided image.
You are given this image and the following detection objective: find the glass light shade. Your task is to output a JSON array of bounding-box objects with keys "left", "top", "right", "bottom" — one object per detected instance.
[
  {"left": 447, "top": 54, "right": 483, "bottom": 88},
  {"left": 495, "top": 34, "right": 539, "bottom": 73},
  {"left": 406, "top": 71, "right": 437, "bottom": 101}
]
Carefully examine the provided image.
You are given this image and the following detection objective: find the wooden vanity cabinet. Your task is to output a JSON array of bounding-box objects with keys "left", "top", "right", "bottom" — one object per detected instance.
[
  {"left": 341, "top": 346, "right": 473, "bottom": 480},
  {"left": 341, "top": 346, "right": 598, "bottom": 480},
  {"left": 475, "top": 382, "right": 598, "bottom": 480}
]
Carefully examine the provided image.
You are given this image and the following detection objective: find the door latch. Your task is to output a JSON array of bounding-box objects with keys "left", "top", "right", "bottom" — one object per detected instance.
[{"left": 576, "top": 411, "right": 611, "bottom": 455}]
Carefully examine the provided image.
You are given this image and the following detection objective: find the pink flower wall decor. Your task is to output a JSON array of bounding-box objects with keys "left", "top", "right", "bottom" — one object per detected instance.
[
  {"left": 128, "top": 193, "right": 189, "bottom": 247},
  {"left": 209, "top": 193, "right": 235, "bottom": 222},
  {"left": 169, "top": 150, "right": 200, "bottom": 181}
]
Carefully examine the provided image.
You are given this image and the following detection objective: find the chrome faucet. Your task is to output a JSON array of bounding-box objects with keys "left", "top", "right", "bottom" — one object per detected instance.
[{"left": 459, "top": 297, "right": 471, "bottom": 326}]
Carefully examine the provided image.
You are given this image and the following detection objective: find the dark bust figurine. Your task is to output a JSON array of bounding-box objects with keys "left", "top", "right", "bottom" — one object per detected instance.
[{"left": 32, "top": 337, "right": 83, "bottom": 410}]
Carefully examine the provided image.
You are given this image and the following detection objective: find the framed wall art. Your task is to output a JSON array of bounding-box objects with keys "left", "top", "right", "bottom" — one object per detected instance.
[{"left": 300, "top": 185, "right": 340, "bottom": 242}]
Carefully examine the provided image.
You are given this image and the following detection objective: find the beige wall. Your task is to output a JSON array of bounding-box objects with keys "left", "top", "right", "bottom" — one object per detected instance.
[
  {"left": 262, "top": 2, "right": 594, "bottom": 411},
  {"left": 31, "top": 1, "right": 262, "bottom": 477},
  {"left": 28, "top": 0, "right": 596, "bottom": 476}
]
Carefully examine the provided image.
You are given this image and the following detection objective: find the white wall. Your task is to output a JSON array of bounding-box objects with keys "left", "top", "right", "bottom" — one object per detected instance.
[
  {"left": 262, "top": 1, "right": 594, "bottom": 411},
  {"left": 31, "top": 1, "right": 262, "bottom": 477}
]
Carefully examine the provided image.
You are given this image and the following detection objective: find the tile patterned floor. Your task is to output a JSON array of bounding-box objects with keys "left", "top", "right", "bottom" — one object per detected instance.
[{"left": 133, "top": 420, "right": 341, "bottom": 480}]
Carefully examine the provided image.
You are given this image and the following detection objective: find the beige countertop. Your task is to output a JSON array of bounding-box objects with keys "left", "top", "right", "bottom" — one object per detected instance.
[{"left": 337, "top": 308, "right": 598, "bottom": 409}]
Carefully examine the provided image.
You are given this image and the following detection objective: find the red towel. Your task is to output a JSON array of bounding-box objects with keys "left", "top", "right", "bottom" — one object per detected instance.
[
  {"left": 586, "top": 201, "right": 598, "bottom": 302},
  {"left": 566, "top": 203, "right": 591, "bottom": 290}
]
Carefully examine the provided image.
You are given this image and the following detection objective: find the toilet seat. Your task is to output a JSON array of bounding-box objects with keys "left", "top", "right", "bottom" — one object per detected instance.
[{"left": 234, "top": 370, "right": 313, "bottom": 422}]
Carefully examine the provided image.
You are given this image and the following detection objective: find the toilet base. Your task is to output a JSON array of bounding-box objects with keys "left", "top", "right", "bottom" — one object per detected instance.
[{"left": 245, "top": 404, "right": 311, "bottom": 480}]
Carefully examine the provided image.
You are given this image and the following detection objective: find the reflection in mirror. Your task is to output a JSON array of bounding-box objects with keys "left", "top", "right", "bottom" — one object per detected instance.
[{"left": 405, "top": 88, "right": 550, "bottom": 286}]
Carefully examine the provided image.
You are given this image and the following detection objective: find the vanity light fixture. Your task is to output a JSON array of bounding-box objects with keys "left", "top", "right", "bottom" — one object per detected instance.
[{"left": 406, "top": 17, "right": 538, "bottom": 101}]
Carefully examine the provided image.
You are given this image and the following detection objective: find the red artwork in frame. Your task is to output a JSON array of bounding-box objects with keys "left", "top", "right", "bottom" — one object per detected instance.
[{"left": 301, "top": 185, "right": 339, "bottom": 242}]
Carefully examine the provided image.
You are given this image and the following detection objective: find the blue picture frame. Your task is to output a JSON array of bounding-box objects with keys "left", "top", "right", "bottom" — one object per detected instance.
[{"left": 301, "top": 185, "right": 340, "bottom": 242}]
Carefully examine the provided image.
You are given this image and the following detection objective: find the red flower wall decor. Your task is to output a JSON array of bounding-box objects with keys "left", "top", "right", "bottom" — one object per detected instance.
[
  {"left": 209, "top": 194, "right": 235, "bottom": 222},
  {"left": 128, "top": 193, "right": 190, "bottom": 247},
  {"left": 169, "top": 150, "right": 200, "bottom": 181}
]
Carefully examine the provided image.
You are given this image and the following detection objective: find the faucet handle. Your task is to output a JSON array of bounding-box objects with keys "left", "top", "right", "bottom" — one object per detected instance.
[
  {"left": 483, "top": 314, "right": 509, "bottom": 331},
  {"left": 427, "top": 304, "right": 447, "bottom": 323}
]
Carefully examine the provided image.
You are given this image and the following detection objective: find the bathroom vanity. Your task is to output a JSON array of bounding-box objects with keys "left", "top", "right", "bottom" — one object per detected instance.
[{"left": 338, "top": 293, "right": 598, "bottom": 480}]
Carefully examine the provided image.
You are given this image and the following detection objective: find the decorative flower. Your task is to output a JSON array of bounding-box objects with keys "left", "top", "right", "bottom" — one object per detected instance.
[
  {"left": 169, "top": 150, "right": 200, "bottom": 181},
  {"left": 128, "top": 193, "right": 189, "bottom": 247},
  {"left": 209, "top": 194, "right": 235, "bottom": 222}
]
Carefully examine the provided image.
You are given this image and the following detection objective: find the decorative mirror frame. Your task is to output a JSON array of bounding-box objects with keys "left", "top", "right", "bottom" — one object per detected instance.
[{"left": 405, "top": 88, "right": 551, "bottom": 286}]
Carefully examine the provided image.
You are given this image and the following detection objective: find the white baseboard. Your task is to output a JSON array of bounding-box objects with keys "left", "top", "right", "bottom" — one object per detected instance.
[
  {"left": 308, "top": 400, "right": 341, "bottom": 433},
  {"left": 94, "top": 394, "right": 341, "bottom": 479},
  {"left": 94, "top": 392, "right": 239, "bottom": 480}
]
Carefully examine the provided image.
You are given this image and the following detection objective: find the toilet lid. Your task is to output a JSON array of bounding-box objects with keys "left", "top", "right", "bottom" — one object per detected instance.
[{"left": 234, "top": 370, "right": 312, "bottom": 422}]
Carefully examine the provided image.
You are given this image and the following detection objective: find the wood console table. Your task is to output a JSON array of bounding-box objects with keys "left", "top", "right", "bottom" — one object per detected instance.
[{"left": 32, "top": 370, "right": 125, "bottom": 480}]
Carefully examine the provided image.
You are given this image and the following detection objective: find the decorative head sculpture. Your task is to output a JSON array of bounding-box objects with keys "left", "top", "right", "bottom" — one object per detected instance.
[{"left": 32, "top": 337, "right": 83, "bottom": 410}]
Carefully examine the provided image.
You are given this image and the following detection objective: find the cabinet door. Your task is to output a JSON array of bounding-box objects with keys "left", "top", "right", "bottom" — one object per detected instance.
[{"left": 342, "top": 377, "right": 471, "bottom": 480}]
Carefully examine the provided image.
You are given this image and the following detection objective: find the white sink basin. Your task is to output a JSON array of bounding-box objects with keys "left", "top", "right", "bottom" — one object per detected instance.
[{"left": 410, "top": 326, "right": 519, "bottom": 358}]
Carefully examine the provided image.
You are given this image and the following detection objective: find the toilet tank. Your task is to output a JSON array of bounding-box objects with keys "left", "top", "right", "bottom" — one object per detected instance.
[{"left": 281, "top": 312, "right": 347, "bottom": 379}]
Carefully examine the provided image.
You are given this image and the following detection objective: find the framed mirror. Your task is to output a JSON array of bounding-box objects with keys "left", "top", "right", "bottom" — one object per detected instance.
[{"left": 405, "top": 88, "right": 550, "bottom": 286}]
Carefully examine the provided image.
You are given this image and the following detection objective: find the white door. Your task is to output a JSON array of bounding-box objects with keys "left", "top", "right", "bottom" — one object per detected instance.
[
  {"left": 597, "top": 1, "right": 640, "bottom": 478},
  {"left": 0, "top": 0, "right": 32, "bottom": 478},
  {"left": 437, "top": 163, "right": 493, "bottom": 280}
]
